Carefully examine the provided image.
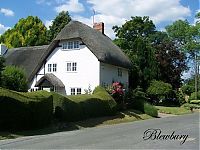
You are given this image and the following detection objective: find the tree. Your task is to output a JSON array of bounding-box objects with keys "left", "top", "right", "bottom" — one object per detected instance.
[
  {"left": 0, "top": 56, "right": 5, "bottom": 86},
  {"left": 2, "top": 66, "right": 28, "bottom": 92},
  {"left": 151, "top": 31, "right": 187, "bottom": 89},
  {"left": 113, "top": 16, "right": 158, "bottom": 89},
  {"left": 48, "top": 11, "right": 71, "bottom": 42},
  {"left": 0, "top": 16, "right": 48, "bottom": 48}
]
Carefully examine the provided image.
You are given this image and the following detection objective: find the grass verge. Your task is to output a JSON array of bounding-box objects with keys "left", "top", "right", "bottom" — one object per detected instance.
[
  {"left": 0, "top": 109, "right": 152, "bottom": 140},
  {"left": 156, "top": 106, "right": 191, "bottom": 115}
]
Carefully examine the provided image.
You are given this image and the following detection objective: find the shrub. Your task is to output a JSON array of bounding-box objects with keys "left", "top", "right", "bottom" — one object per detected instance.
[
  {"left": 189, "top": 91, "right": 200, "bottom": 101},
  {"left": 181, "top": 103, "right": 200, "bottom": 109},
  {"left": 190, "top": 100, "right": 200, "bottom": 104},
  {"left": 181, "top": 85, "right": 195, "bottom": 96},
  {"left": 125, "top": 87, "right": 147, "bottom": 112},
  {"left": 144, "top": 102, "right": 158, "bottom": 117},
  {"left": 147, "top": 80, "right": 173, "bottom": 102},
  {"left": 1, "top": 66, "right": 28, "bottom": 92},
  {"left": 53, "top": 86, "right": 117, "bottom": 121},
  {"left": 0, "top": 88, "right": 53, "bottom": 131}
]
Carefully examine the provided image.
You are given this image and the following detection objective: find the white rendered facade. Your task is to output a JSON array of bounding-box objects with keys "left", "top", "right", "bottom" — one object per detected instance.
[{"left": 30, "top": 40, "right": 129, "bottom": 95}]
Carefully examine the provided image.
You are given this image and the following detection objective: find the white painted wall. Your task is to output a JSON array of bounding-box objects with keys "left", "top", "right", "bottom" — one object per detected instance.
[
  {"left": 100, "top": 62, "right": 129, "bottom": 88},
  {"left": 0, "top": 44, "right": 7, "bottom": 55},
  {"left": 30, "top": 40, "right": 100, "bottom": 95}
]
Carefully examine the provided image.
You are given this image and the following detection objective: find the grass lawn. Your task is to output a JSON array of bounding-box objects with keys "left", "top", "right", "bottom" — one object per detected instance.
[
  {"left": 0, "top": 109, "right": 152, "bottom": 140},
  {"left": 156, "top": 106, "right": 191, "bottom": 115}
]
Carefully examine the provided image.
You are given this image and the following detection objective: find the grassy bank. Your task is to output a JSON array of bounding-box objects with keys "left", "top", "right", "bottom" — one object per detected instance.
[
  {"left": 156, "top": 106, "right": 191, "bottom": 115},
  {"left": 0, "top": 109, "right": 152, "bottom": 140}
]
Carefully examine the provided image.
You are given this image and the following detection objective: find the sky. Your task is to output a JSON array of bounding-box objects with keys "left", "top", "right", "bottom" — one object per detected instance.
[{"left": 0, "top": 0, "right": 199, "bottom": 39}]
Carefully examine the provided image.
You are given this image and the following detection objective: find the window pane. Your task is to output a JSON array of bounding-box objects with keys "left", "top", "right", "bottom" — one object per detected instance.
[
  {"left": 72, "top": 62, "right": 77, "bottom": 71},
  {"left": 71, "top": 88, "right": 75, "bottom": 95},
  {"left": 67, "top": 63, "right": 71, "bottom": 71},
  {"left": 77, "top": 88, "right": 81, "bottom": 95},
  {"left": 74, "top": 41, "right": 79, "bottom": 49},
  {"left": 62, "top": 43, "right": 67, "bottom": 49},
  {"left": 68, "top": 41, "right": 73, "bottom": 49},
  {"left": 53, "top": 64, "right": 57, "bottom": 72},
  {"left": 48, "top": 64, "right": 52, "bottom": 72}
]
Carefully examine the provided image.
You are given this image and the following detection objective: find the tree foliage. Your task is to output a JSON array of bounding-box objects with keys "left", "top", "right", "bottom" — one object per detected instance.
[
  {"left": 48, "top": 11, "right": 71, "bottom": 42},
  {"left": 0, "top": 16, "right": 48, "bottom": 48},
  {"left": 2, "top": 66, "right": 28, "bottom": 92},
  {"left": 113, "top": 16, "right": 158, "bottom": 89}
]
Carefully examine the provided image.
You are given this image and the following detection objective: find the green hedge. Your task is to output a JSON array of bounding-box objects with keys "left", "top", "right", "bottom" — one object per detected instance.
[
  {"left": 53, "top": 86, "right": 117, "bottom": 121},
  {"left": 190, "top": 100, "right": 200, "bottom": 104},
  {"left": 0, "top": 88, "right": 53, "bottom": 131},
  {"left": 144, "top": 102, "right": 158, "bottom": 117}
]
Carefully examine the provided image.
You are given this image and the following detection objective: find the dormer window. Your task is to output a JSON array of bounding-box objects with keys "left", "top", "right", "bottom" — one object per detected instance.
[{"left": 62, "top": 41, "right": 80, "bottom": 50}]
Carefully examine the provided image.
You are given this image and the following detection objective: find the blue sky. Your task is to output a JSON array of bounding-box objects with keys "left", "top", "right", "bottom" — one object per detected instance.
[{"left": 0, "top": 0, "right": 199, "bottom": 38}]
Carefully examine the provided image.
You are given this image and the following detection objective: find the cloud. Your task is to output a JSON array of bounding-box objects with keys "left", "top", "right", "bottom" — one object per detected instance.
[
  {"left": 55, "top": 0, "right": 85, "bottom": 13},
  {"left": 0, "top": 8, "right": 14, "bottom": 16},
  {"left": 44, "top": 20, "right": 53, "bottom": 29},
  {"left": 72, "top": 0, "right": 191, "bottom": 38},
  {"left": 0, "top": 23, "right": 10, "bottom": 35}
]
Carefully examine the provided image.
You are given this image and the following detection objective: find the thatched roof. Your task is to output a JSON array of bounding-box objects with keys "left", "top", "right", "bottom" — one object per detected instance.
[
  {"left": 5, "top": 21, "right": 131, "bottom": 82},
  {"left": 5, "top": 45, "right": 48, "bottom": 80},
  {"left": 35, "top": 73, "right": 65, "bottom": 87}
]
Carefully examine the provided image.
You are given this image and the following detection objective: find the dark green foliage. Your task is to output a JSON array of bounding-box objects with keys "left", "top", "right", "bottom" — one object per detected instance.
[
  {"left": 0, "top": 16, "right": 48, "bottom": 48},
  {"left": 181, "top": 85, "right": 195, "bottom": 96},
  {"left": 144, "top": 102, "right": 158, "bottom": 117},
  {"left": 2, "top": 66, "right": 28, "bottom": 92},
  {"left": 189, "top": 91, "right": 200, "bottom": 100},
  {"left": 176, "top": 90, "right": 186, "bottom": 105},
  {"left": 113, "top": 16, "right": 158, "bottom": 89},
  {"left": 147, "top": 80, "right": 173, "bottom": 100},
  {"left": 53, "top": 86, "right": 117, "bottom": 121},
  {"left": 48, "top": 11, "right": 71, "bottom": 42},
  {"left": 0, "top": 56, "right": 5, "bottom": 86},
  {"left": 0, "top": 88, "right": 53, "bottom": 131}
]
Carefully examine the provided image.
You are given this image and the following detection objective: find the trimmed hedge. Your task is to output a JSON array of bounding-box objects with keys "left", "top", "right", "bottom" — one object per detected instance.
[
  {"left": 144, "top": 102, "right": 158, "bottom": 117},
  {"left": 190, "top": 100, "right": 200, "bottom": 104},
  {"left": 0, "top": 88, "right": 53, "bottom": 131},
  {"left": 53, "top": 86, "right": 117, "bottom": 121}
]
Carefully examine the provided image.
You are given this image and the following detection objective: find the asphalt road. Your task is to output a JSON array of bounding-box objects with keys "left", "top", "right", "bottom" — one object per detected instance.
[{"left": 0, "top": 112, "right": 199, "bottom": 149}]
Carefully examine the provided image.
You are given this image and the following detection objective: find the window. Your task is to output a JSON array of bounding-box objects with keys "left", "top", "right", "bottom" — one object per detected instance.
[
  {"left": 67, "top": 62, "right": 77, "bottom": 72},
  {"left": 77, "top": 88, "right": 81, "bottom": 95},
  {"left": 68, "top": 41, "right": 73, "bottom": 49},
  {"left": 62, "top": 41, "right": 80, "bottom": 50},
  {"left": 118, "top": 68, "right": 122, "bottom": 77},
  {"left": 48, "top": 64, "right": 52, "bottom": 72},
  {"left": 71, "top": 88, "right": 76, "bottom": 95},
  {"left": 71, "top": 88, "right": 81, "bottom": 95},
  {"left": 53, "top": 64, "right": 57, "bottom": 72},
  {"left": 47, "top": 63, "right": 57, "bottom": 72},
  {"left": 74, "top": 41, "right": 79, "bottom": 49},
  {"left": 72, "top": 62, "right": 77, "bottom": 71}
]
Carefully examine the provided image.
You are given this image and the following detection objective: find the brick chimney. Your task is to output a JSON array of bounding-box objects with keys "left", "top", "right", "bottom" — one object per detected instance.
[{"left": 93, "top": 22, "right": 104, "bottom": 34}]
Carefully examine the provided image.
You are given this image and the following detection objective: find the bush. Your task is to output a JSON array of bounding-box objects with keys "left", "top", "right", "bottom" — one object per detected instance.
[
  {"left": 144, "top": 102, "right": 158, "bottom": 117},
  {"left": 1, "top": 66, "right": 28, "bottom": 92},
  {"left": 0, "top": 88, "right": 53, "bottom": 131},
  {"left": 53, "top": 86, "right": 117, "bottom": 121},
  {"left": 181, "top": 103, "right": 200, "bottom": 109},
  {"left": 181, "top": 85, "right": 195, "bottom": 96},
  {"left": 147, "top": 80, "right": 173, "bottom": 103},
  {"left": 190, "top": 100, "right": 200, "bottom": 104},
  {"left": 189, "top": 92, "right": 200, "bottom": 101},
  {"left": 125, "top": 87, "right": 147, "bottom": 112}
]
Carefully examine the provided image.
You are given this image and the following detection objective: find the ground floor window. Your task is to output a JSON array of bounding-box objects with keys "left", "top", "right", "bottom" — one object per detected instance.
[{"left": 70, "top": 87, "right": 81, "bottom": 95}]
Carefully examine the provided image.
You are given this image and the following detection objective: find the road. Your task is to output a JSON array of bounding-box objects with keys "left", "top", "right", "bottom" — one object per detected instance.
[{"left": 0, "top": 112, "right": 199, "bottom": 149}]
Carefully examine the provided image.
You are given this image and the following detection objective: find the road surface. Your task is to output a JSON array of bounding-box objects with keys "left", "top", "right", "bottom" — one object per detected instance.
[{"left": 0, "top": 112, "right": 199, "bottom": 149}]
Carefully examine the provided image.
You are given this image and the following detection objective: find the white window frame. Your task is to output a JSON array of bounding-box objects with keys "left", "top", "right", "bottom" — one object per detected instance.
[
  {"left": 118, "top": 68, "right": 122, "bottom": 77},
  {"left": 66, "top": 62, "right": 77, "bottom": 72},
  {"left": 48, "top": 64, "right": 52, "bottom": 72},
  {"left": 47, "top": 63, "right": 57, "bottom": 72},
  {"left": 70, "top": 88, "right": 81, "bottom": 95},
  {"left": 53, "top": 63, "right": 57, "bottom": 72},
  {"left": 62, "top": 41, "right": 80, "bottom": 50}
]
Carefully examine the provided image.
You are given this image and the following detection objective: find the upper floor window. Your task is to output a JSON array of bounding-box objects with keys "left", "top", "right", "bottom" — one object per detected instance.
[
  {"left": 47, "top": 63, "right": 57, "bottom": 72},
  {"left": 71, "top": 88, "right": 81, "bottom": 95},
  {"left": 118, "top": 68, "right": 122, "bottom": 77},
  {"left": 62, "top": 41, "right": 80, "bottom": 50},
  {"left": 67, "top": 62, "right": 77, "bottom": 72}
]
